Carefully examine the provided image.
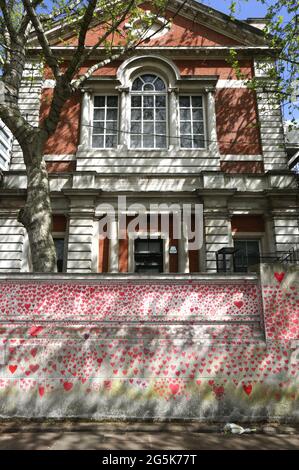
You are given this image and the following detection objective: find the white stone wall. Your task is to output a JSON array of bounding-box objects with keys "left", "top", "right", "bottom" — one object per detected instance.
[
  {"left": 0, "top": 120, "right": 12, "bottom": 171},
  {"left": 256, "top": 89, "right": 288, "bottom": 171},
  {"left": 273, "top": 217, "right": 299, "bottom": 255},
  {"left": 0, "top": 216, "right": 26, "bottom": 272},
  {"left": 66, "top": 217, "right": 95, "bottom": 273}
]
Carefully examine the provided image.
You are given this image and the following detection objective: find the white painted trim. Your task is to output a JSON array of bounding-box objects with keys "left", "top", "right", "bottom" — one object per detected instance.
[
  {"left": 44, "top": 154, "right": 76, "bottom": 161},
  {"left": 91, "top": 220, "right": 99, "bottom": 273},
  {"left": 30, "top": 46, "right": 274, "bottom": 51},
  {"left": 216, "top": 80, "right": 248, "bottom": 88},
  {"left": 117, "top": 55, "right": 181, "bottom": 85},
  {"left": 21, "top": 231, "right": 31, "bottom": 273},
  {"left": 220, "top": 154, "right": 263, "bottom": 161}
]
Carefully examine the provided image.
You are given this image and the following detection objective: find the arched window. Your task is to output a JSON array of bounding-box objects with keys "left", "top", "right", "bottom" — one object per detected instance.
[{"left": 130, "top": 74, "right": 167, "bottom": 149}]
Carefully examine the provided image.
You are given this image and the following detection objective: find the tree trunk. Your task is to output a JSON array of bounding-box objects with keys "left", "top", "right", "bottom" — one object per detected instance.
[{"left": 18, "top": 139, "right": 57, "bottom": 272}]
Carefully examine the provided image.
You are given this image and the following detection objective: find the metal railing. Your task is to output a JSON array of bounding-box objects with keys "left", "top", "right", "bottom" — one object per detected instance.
[{"left": 216, "top": 247, "right": 299, "bottom": 273}]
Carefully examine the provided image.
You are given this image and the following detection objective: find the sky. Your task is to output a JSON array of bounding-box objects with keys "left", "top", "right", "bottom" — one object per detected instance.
[{"left": 199, "top": 0, "right": 269, "bottom": 18}]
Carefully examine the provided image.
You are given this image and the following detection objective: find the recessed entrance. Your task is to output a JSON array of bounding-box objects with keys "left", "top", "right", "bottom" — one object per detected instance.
[{"left": 134, "top": 238, "right": 164, "bottom": 273}]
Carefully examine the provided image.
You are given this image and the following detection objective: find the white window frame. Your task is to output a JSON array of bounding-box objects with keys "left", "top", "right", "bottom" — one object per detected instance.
[
  {"left": 129, "top": 74, "right": 169, "bottom": 151},
  {"left": 91, "top": 94, "right": 119, "bottom": 149},
  {"left": 178, "top": 94, "right": 207, "bottom": 150}
]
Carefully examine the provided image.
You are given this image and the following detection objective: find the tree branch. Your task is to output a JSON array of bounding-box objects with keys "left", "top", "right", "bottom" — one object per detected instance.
[
  {"left": 63, "top": 0, "right": 98, "bottom": 81},
  {"left": 22, "top": 0, "right": 60, "bottom": 78},
  {"left": 0, "top": 0, "right": 17, "bottom": 41}
]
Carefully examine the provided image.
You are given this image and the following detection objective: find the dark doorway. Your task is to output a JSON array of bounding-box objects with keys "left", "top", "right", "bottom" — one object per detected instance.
[{"left": 134, "top": 238, "right": 163, "bottom": 273}]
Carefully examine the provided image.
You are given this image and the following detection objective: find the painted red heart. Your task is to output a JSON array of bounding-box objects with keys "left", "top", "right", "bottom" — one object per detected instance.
[
  {"left": 274, "top": 272, "right": 285, "bottom": 283},
  {"left": 30, "top": 348, "right": 38, "bottom": 358},
  {"left": 8, "top": 365, "right": 17, "bottom": 374},
  {"left": 169, "top": 383, "right": 179, "bottom": 395},
  {"left": 29, "top": 326, "right": 43, "bottom": 337},
  {"left": 243, "top": 384, "right": 253, "bottom": 396},
  {"left": 38, "top": 386, "right": 45, "bottom": 397},
  {"left": 234, "top": 301, "right": 244, "bottom": 309},
  {"left": 63, "top": 382, "right": 73, "bottom": 392},
  {"left": 29, "top": 364, "right": 39, "bottom": 373}
]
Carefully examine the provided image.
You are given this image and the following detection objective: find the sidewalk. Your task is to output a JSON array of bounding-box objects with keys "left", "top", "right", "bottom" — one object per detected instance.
[{"left": 0, "top": 422, "right": 298, "bottom": 450}]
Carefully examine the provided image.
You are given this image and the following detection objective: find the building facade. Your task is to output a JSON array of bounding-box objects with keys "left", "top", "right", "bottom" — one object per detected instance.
[{"left": 0, "top": 0, "right": 298, "bottom": 274}]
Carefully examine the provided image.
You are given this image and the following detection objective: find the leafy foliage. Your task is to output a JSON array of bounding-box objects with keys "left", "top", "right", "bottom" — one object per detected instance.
[{"left": 228, "top": 0, "right": 299, "bottom": 127}]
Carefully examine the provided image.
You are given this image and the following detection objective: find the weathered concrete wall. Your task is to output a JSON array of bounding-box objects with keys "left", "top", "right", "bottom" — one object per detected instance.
[{"left": 0, "top": 269, "right": 297, "bottom": 421}]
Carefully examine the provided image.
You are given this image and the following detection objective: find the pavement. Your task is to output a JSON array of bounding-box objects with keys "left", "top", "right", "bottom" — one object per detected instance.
[{"left": 0, "top": 422, "right": 298, "bottom": 450}]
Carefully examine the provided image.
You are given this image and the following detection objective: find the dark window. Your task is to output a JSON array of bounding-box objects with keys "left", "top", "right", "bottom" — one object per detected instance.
[
  {"left": 234, "top": 239, "right": 260, "bottom": 272},
  {"left": 134, "top": 238, "right": 163, "bottom": 273},
  {"left": 54, "top": 238, "right": 65, "bottom": 272}
]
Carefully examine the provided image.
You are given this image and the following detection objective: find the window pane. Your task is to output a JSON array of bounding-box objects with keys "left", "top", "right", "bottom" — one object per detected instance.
[
  {"left": 144, "top": 83, "right": 154, "bottom": 91},
  {"left": 154, "top": 78, "right": 166, "bottom": 91},
  {"left": 142, "top": 74, "right": 156, "bottom": 83},
  {"left": 135, "top": 240, "right": 148, "bottom": 252},
  {"left": 54, "top": 239, "right": 64, "bottom": 259},
  {"left": 105, "top": 135, "right": 117, "bottom": 148},
  {"left": 131, "top": 135, "right": 141, "bottom": 148},
  {"left": 193, "top": 122, "right": 204, "bottom": 134},
  {"left": 131, "top": 96, "right": 142, "bottom": 107},
  {"left": 179, "top": 96, "right": 190, "bottom": 107},
  {"left": 192, "top": 96, "right": 202, "bottom": 107},
  {"left": 156, "top": 136, "right": 167, "bottom": 148},
  {"left": 94, "top": 96, "right": 105, "bottom": 107},
  {"left": 143, "top": 135, "right": 154, "bottom": 148},
  {"left": 93, "top": 109, "right": 105, "bottom": 120},
  {"left": 106, "top": 121, "right": 117, "bottom": 133},
  {"left": 93, "top": 121, "right": 105, "bottom": 133},
  {"left": 144, "top": 95, "right": 154, "bottom": 108},
  {"left": 107, "top": 109, "right": 117, "bottom": 120},
  {"left": 155, "top": 108, "right": 166, "bottom": 121},
  {"left": 180, "top": 108, "right": 191, "bottom": 120},
  {"left": 143, "top": 109, "right": 154, "bottom": 120},
  {"left": 131, "top": 109, "right": 141, "bottom": 120},
  {"left": 107, "top": 96, "right": 118, "bottom": 107},
  {"left": 54, "top": 239, "right": 64, "bottom": 273},
  {"left": 180, "top": 136, "right": 192, "bottom": 148},
  {"left": 156, "top": 95, "right": 166, "bottom": 107},
  {"left": 181, "top": 122, "right": 191, "bottom": 134},
  {"left": 192, "top": 108, "right": 203, "bottom": 120},
  {"left": 92, "top": 135, "right": 104, "bottom": 148},
  {"left": 149, "top": 240, "right": 163, "bottom": 253},
  {"left": 132, "top": 77, "right": 143, "bottom": 90},
  {"left": 144, "top": 122, "right": 154, "bottom": 135},
  {"left": 155, "top": 122, "right": 166, "bottom": 135},
  {"left": 131, "top": 122, "right": 141, "bottom": 133},
  {"left": 247, "top": 241, "right": 260, "bottom": 255},
  {"left": 193, "top": 136, "right": 205, "bottom": 148}
]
